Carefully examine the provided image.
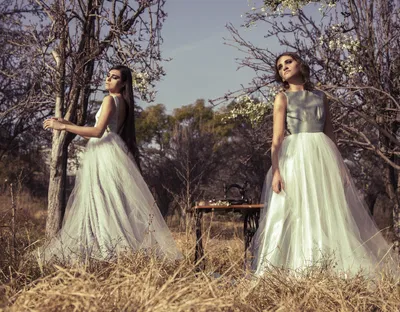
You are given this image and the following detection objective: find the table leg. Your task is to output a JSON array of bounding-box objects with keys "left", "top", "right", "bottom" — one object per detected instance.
[
  {"left": 243, "top": 210, "right": 260, "bottom": 268},
  {"left": 194, "top": 209, "right": 205, "bottom": 270}
]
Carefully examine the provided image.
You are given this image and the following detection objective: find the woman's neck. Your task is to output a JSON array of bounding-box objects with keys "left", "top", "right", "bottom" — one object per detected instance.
[
  {"left": 287, "top": 82, "right": 305, "bottom": 92},
  {"left": 286, "top": 75, "right": 306, "bottom": 91},
  {"left": 109, "top": 92, "right": 121, "bottom": 96}
]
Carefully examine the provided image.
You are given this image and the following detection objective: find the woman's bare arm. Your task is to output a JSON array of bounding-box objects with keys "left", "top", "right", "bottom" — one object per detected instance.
[
  {"left": 51, "top": 118, "right": 90, "bottom": 140},
  {"left": 271, "top": 92, "right": 287, "bottom": 193},
  {"left": 44, "top": 96, "right": 116, "bottom": 138}
]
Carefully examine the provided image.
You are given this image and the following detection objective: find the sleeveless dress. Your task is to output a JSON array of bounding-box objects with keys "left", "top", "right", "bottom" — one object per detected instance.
[
  {"left": 40, "top": 96, "right": 182, "bottom": 263},
  {"left": 251, "top": 90, "right": 396, "bottom": 276}
]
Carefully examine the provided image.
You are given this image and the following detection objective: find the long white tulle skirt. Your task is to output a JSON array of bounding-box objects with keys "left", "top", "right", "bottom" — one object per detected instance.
[
  {"left": 252, "top": 132, "right": 397, "bottom": 276},
  {"left": 40, "top": 133, "right": 182, "bottom": 263}
]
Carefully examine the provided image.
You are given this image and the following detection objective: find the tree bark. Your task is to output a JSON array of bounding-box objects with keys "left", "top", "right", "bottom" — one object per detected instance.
[
  {"left": 45, "top": 0, "right": 68, "bottom": 234},
  {"left": 45, "top": 131, "right": 68, "bottom": 236}
]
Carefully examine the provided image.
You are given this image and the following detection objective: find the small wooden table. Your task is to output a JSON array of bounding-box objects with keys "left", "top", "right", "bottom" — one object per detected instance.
[{"left": 192, "top": 204, "right": 263, "bottom": 270}]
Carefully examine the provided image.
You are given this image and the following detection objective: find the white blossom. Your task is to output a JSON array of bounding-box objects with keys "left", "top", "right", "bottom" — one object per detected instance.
[
  {"left": 319, "top": 24, "right": 362, "bottom": 77},
  {"left": 132, "top": 71, "right": 151, "bottom": 95},
  {"left": 222, "top": 91, "right": 275, "bottom": 126}
]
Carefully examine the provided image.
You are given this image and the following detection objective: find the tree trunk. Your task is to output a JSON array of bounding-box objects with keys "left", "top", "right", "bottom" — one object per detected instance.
[
  {"left": 396, "top": 170, "right": 400, "bottom": 251},
  {"left": 45, "top": 131, "right": 68, "bottom": 237},
  {"left": 383, "top": 164, "right": 400, "bottom": 252},
  {"left": 45, "top": 15, "right": 67, "bottom": 236},
  {"left": 392, "top": 168, "right": 400, "bottom": 252},
  {"left": 394, "top": 197, "right": 400, "bottom": 252}
]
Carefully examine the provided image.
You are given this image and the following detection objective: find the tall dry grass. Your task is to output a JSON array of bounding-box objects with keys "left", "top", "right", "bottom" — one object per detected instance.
[
  {"left": 0, "top": 192, "right": 46, "bottom": 272},
  {"left": 0, "top": 194, "right": 399, "bottom": 311}
]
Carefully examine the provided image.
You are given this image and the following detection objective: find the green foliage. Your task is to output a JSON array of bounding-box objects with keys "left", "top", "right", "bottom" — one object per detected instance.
[
  {"left": 136, "top": 104, "right": 172, "bottom": 149},
  {"left": 136, "top": 100, "right": 235, "bottom": 151},
  {"left": 172, "top": 99, "right": 216, "bottom": 134},
  {"left": 172, "top": 99, "right": 235, "bottom": 139}
]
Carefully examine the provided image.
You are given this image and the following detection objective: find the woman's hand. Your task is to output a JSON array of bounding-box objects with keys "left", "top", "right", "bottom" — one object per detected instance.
[
  {"left": 43, "top": 118, "right": 66, "bottom": 131},
  {"left": 54, "top": 117, "right": 75, "bottom": 125},
  {"left": 272, "top": 170, "right": 285, "bottom": 194}
]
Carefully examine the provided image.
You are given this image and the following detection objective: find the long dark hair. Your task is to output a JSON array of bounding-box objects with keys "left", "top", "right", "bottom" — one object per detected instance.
[
  {"left": 109, "top": 65, "right": 141, "bottom": 168},
  {"left": 274, "top": 52, "right": 313, "bottom": 90}
]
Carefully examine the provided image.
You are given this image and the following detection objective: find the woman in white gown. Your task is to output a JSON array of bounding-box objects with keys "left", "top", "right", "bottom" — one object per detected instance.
[
  {"left": 42, "top": 65, "right": 182, "bottom": 263},
  {"left": 251, "top": 53, "right": 397, "bottom": 277}
]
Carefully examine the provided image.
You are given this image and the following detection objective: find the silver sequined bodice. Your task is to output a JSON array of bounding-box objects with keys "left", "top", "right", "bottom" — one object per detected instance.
[{"left": 285, "top": 90, "right": 326, "bottom": 134}]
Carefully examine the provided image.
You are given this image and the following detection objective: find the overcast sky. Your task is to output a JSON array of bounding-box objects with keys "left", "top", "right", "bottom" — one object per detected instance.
[
  {"left": 144, "top": 0, "right": 322, "bottom": 112},
  {"left": 147, "top": 0, "right": 272, "bottom": 112}
]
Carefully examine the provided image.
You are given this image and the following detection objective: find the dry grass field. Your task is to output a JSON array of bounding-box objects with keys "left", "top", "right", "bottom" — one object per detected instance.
[{"left": 1, "top": 193, "right": 399, "bottom": 311}]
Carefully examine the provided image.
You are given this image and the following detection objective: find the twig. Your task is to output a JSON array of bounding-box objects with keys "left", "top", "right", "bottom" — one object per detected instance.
[{"left": 10, "top": 183, "right": 16, "bottom": 261}]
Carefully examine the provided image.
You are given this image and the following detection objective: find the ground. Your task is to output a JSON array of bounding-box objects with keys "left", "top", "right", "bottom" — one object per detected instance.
[{"left": 0, "top": 193, "right": 399, "bottom": 311}]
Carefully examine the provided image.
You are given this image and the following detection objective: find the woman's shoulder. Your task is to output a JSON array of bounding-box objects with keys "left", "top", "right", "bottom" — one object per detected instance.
[
  {"left": 103, "top": 95, "right": 123, "bottom": 106},
  {"left": 273, "top": 91, "right": 288, "bottom": 109},
  {"left": 99, "top": 96, "right": 118, "bottom": 112},
  {"left": 309, "top": 89, "right": 325, "bottom": 98},
  {"left": 102, "top": 95, "right": 115, "bottom": 103},
  {"left": 275, "top": 91, "right": 287, "bottom": 101}
]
